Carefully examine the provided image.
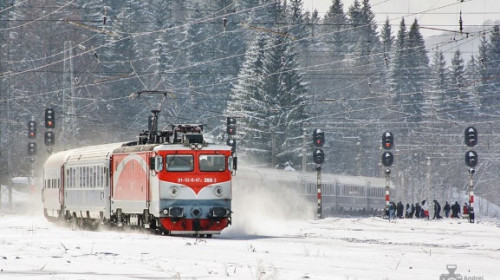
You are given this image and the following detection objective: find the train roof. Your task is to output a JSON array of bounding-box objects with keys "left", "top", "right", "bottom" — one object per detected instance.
[
  {"left": 44, "top": 142, "right": 126, "bottom": 167},
  {"left": 154, "top": 144, "right": 232, "bottom": 152},
  {"left": 243, "top": 167, "right": 389, "bottom": 188}
]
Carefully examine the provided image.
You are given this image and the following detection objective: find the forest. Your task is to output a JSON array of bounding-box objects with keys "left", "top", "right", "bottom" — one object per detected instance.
[{"left": 1, "top": 0, "right": 500, "bottom": 206}]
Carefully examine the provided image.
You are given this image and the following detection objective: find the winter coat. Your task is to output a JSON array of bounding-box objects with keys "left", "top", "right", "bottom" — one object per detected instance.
[{"left": 444, "top": 202, "right": 451, "bottom": 212}]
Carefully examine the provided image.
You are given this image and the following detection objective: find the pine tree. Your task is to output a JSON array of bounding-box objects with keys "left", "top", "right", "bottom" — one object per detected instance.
[
  {"left": 226, "top": 34, "right": 271, "bottom": 164},
  {"left": 450, "top": 50, "right": 475, "bottom": 120},
  {"left": 405, "top": 19, "right": 429, "bottom": 122},
  {"left": 227, "top": 2, "right": 309, "bottom": 168},
  {"left": 430, "top": 50, "right": 449, "bottom": 118},
  {"left": 288, "top": 0, "right": 308, "bottom": 45},
  {"left": 485, "top": 25, "right": 500, "bottom": 111},
  {"left": 323, "top": 0, "right": 348, "bottom": 60},
  {"left": 389, "top": 18, "right": 409, "bottom": 105},
  {"left": 381, "top": 17, "right": 393, "bottom": 66},
  {"left": 477, "top": 33, "right": 490, "bottom": 112},
  {"left": 261, "top": 32, "right": 309, "bottom": 168},
  {"left": 466, "top": 54, "right": 480, "bottom": 114}
]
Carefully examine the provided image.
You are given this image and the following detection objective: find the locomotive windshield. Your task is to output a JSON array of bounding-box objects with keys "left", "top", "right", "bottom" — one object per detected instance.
[
  {"left": 199, "top": 155, "right": 225, "bottom": 172},
  {"left": 166, "top": 155, "right": 193, "bottom": 171}
]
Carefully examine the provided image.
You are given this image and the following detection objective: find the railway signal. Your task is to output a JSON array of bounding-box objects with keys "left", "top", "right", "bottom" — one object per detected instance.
[
  {"left": 226, "top": 117, "right": 236, "bottom": 135},
  {"left": 28, "top": 120, "right": 36, "bottom": 139},
  {"left": 381, "top": 151, "right": 394, "bottom": 167},
  {"left": 465, "top": 150, "right": 477, "bottom": 167},
  {"left": 312, "top": 148, "right": 325, "bottom": 164},
  {"left": 463, "top": 126, "right": 478, "bottom": 223},
  {"left": 312, "top": 129, "right": 325, "bottom": 147},
  {"left": 382, "top": 131, "right": 394, "bottom": 150},
  {"left": 381, "top": 131, "right": 394, "bottom": 219},
  {"left": 464, "top": 126, "right": 477, "bottom": 147},
  {"left": 312, "top": 129, "right": 325, "bottom": 219},
  {"left": 226, "top": 139, "right": 236, "bottom": 153},
  {"left": 45, "top": 108, "right": 55, "bottom": 129},
  {"left": 44, "top": 131, "right": 55, "bottom": 146},
  {"left": 28, "top": 142, "right": 37, "bottom": 156}
]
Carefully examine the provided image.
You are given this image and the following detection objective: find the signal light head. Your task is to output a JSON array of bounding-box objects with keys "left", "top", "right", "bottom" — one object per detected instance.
[
  {"left": 226, "top": 117, "right": 236, "bottom": 135},
  {"left": 28, "top": 120, "right": 37, "bottom": 138},
  {"left": 226, "top": 139, "right": 236, "bottom": 152},
  {"left": 464, "top": 126, "right": 478, "bottom": 147},
  {"left": 312, "top": 129, "right": 325, "bottom": 147},
  {"left": 465, "top": 150, "right": 478, "bottom": 168},
  {"left": 44, "top": 131, "right": 55, "bottom": 146},
  {"left": 313, "top": 148, "right": 325, "bottom": 164},
  {"left": 382, "top": 132, "right": 394, "bottom": 150},
  {"left": 28, "top": 142, "right": 37, "bottom": 156},
  {"left": 381, "top": 151, "right": 394, "bottom": 167},
  {"left": 226, "top": 126, "right": 236, "bottom": 135},
  {"left": 45, "top": 108, "right": 55, "bottom": 128}
]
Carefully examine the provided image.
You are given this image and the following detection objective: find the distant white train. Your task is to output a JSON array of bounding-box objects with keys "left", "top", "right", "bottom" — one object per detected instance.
[{"left": 238, "top": 167, "right": 391, "bottom": 216}]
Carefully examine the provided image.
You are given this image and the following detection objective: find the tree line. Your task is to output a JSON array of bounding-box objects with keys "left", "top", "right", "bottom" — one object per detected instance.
[{"left": 1, "top": 0, "right": 500, "bottom": 206}]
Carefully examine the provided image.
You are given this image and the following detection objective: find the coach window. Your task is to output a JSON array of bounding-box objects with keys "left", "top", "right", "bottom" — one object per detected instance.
[
  {"left": 93, "top": 166, "right": 97, "bottom": 188},
  {"left": 105, "top": 167, "right": 109, "bottom": 187},
  {"left": 199, "top": 155, "right": 225, "bottom": 172},
  {"left": 72, "top": 168, "right": 76, "bottom": 189},
  {"left": 166, "top": 155, "right": 193, "bottom": 172}
]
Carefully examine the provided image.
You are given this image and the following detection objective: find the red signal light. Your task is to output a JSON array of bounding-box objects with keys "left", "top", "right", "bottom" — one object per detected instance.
[{"left": 382, "top": 132, "right": 394, "bottom": 150}]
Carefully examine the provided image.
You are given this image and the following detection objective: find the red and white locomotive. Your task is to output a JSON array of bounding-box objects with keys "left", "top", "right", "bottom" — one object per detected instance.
[{"left": 42, "top": 123, "right": 235, "bottom": 236}]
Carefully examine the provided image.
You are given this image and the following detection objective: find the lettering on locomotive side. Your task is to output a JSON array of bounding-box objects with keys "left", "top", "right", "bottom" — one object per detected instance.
[{"left": 176, "top": 177, "right": 218, "bottom": 183}]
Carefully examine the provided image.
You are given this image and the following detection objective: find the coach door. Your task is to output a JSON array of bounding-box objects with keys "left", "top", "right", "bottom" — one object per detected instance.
[{"left": 102, "top": 161, "right": 111, "bottom": 219}]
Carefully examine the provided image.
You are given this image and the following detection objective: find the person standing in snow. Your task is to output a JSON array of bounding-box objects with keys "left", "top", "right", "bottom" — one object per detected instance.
[
  {"left": 421, "top": 200, "right": 430, "bottom": 219},
  {"left": 409, "top": 204, "right": 415, "bottom": 218},
  {"left": 451, "top": 201, "right": 461, "bottom": 218},
  {"left": 389, "top": 202, "right": 396, "bottom": 220},
  {"left": 443, "top": 201, "right": 451, "bottom": 218},
  {"left": 463, "top": 202, "right": 470, "bottom": 217},
  {"left": 415, "top": 202, "right": 421, "bottom": 218},
  {"left": 405, "top": 203, "right": 411, "bottom": 218},
  {"left": 396, "top": 201, "right": 404, "bottom": 218},
  {"left": 432, "top": 200, "right": 442, "bottom": 219}
]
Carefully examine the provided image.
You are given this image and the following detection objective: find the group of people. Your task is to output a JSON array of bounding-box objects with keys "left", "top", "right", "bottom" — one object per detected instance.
[{"left": 387, "top": 200, "right": 472, "bottom": 220}]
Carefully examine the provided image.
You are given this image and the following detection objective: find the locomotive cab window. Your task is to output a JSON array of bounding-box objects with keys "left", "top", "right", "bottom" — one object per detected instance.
[
  {"left": 166, "top": 155, "right": 193, "bottom": 172},
  {"left": 199, "top": 155, "right": 225, "bottom": 172}
]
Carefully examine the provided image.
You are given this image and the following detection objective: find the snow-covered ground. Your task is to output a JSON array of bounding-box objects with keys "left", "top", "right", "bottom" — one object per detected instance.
[
  {"left": 1, "top": 175, "right": 499, "bottom": 279},
  {"left": 1, "top": 213, "right": 499, "bottom": 279}
]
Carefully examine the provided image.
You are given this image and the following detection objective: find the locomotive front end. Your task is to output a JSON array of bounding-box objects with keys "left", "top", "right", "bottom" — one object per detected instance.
[{"left": 150, "top": 144, "right": 233, "bottom": 235}]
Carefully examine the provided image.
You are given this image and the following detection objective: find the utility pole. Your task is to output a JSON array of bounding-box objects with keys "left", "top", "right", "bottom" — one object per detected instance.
[
  {"left": 271, "top": 126, "right": 276, "bottom": 168},
  {"left": 302, "top": 128, "right": 307, "bottom": 172},
  {"left": 62, "top": 40, "right": 76, "bottom": 149}
]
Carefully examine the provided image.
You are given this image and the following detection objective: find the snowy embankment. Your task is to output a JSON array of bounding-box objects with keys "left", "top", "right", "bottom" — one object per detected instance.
[{"left": 1, "top": 177, "right": 499, "bottom": 279}]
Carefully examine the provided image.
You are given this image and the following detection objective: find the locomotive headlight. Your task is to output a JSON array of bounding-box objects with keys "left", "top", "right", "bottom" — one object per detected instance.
[
  {"left": 162, "top": 208, "right": 169, "bottom": 215},
  {"left": 169, "top": 186, "right": 180, "bottom": 197},
  {"left": 213, "top": 186, "right": 223, "bottom": 197},
  {"left": 196, "top": 143, "right": 203, "bottom": 150}
]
